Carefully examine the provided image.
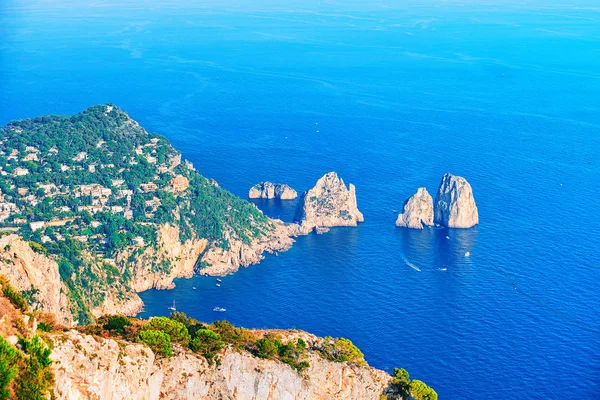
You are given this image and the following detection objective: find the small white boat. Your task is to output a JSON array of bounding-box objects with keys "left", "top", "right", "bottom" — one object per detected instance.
[
  {"left": 213, "top": 307, "right": 226, "bottom": 312},
  {"left": 168, "top": 300, "right": 176, "bottom": 311},
  {"left": 439, "top": 267, "right": 448, "bottom": 271},
  {"left": 216, "top": 278, "right": 222, "bottom": 283},
  {"left": 465, "top": 252, "right": 471, "bottom": 257},
  {"left": 445, "top": 236, "right": 450, "bottom": 239},
  {"left": 216, "top": 283, "right": 221, "bottom": 287},
  {"left": 392, "top": 209, "right": 397, "bottom": 214},
  {"left": 192, "top": 287, "right": 196, "bottom": 290}
]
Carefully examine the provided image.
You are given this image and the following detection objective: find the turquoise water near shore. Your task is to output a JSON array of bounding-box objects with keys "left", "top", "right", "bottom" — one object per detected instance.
[{"left": 2, "top": 1, "right": 600, "bottom": 398}]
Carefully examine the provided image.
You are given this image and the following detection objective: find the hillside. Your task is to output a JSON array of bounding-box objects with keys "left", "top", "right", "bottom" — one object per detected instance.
[
  {"left": 0, "top": 105, "right": 297, "bottom": 324},
  {"left": 0, "top": 277, "right": 437, "bottom": 400}
]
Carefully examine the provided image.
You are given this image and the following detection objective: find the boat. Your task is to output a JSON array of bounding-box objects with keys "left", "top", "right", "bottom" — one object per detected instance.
[
  {"left": 216, "top": 283, "right": 221, "bottom": 287},
  {"left": 213, "top": 307, "right": 226, "bottom": 312},
  {"left": 392, "top": 209, "right": 397, "bottom": 214},
  {"left": 192, "top": 287, "right": 196, "bottom": 290},
  {"left": 439, "top": 267, "right": 448, "bottom": 271},
  {"left": 216, "top": 278, "right": 222, "bottom": 283},
  {"left": 465, "top": 252, "right": 471, "bottom": 257},
  {"left": 167, "top": 300, "right": 176, "bottom": 311}
]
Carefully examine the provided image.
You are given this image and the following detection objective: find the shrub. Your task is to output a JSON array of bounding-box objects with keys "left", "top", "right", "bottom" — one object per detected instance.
[
  {"left": 254, "top": 338, "right": 279, "bottom": 359},
  {"left": 0, "top": 336, "right": 20, "bottom": 400},
  {"left": 169, "top": 312, "right": 205, "bottom": 337},
  {"left": 295, "top": 360, "right": 310, "bottom": 373},
  {"left": 317, "top": 337, "right": 365, "bottom": 366},
  {"left": 210, "top": 320, "right": 256, "bottom": 348},
  {"left": 141, "top": 317, "right": 190, "bottom": 346},
  {"left": 410, "top": 380, "right": 438, "bottom": 400},
  {"left": 138, "top": 330, "right": 172, "bottom": 357},
  {"left": 189, "top": 329, "right": 225, "bottom": 361},
  {"left": 101, "top": 315, "right": 132, "bottom": 334},
  {"left": 296, "top": 338, "right": 306, "bottom": 350},
  {"left": 14, "top": 336, "right": 54, "bottom": 400},
  {"left": 390, "top": 368, "right": 411, "bottom": 396},
  {"left": 35, "top": 312, "right": 56, "bottom": 333},
  {"left": 0, "top": 275, "right": 28, "bottom": 312}
]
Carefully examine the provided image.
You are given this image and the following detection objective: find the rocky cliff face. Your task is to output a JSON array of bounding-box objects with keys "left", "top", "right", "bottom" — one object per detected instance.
[
  {"left": 249, "top": 182, "right": 298, "bottom": 200},
  {"left": 0, "top": 235, "right": 73, "bottom": 325},
  {"left": 295, "top": 172, "right": 364, "bottom": 234},
  {"left": 0, "top": 234, "right": 146, "bottom": 324},
  {"left": 200, "top": 220, "right": 301, "bottom": 276},
  {"left": 434, "top": 173, "right": 479, "bottom": 228},
  {"left": 50, "top": 330, "right": 393, "bottom": 400},
  {"left": 396, "top": 188, "right": 434, "bottom": 229},
  {"left": 119, "top": 224, "right": 208, "bottom": 292}
]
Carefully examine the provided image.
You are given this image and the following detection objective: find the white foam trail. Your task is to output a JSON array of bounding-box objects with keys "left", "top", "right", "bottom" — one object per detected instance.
[{"left": 401, "top": 254, "right": 421, "bottom": 272}]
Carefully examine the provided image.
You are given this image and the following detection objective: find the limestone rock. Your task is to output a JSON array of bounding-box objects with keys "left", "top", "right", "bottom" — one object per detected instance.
[
  {"left": 396, "top": 187, "right": 434, "bottom": 229},
  {"left": 434, "top": 173, "right": 479, "bottom": 228},
  {"left": 249, "top": 182, "right": 297, "bottom": 200},
  {"left": 295, "top": 172, "right": 364, "bottom": 233},
  {"left": 0, "top": 235, "right": 73, "bottom": 325},
  {"left": 169, "top": 175, "right": 189, "bottom": 193},
  {"left": 51, "top": 329, "right": 393, "bottom": 400},
  {"left": 200, "top": 220, "right": 301, "bottom": 276}
]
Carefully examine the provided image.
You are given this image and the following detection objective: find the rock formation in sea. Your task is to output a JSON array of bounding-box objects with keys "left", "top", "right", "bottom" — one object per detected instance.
[
  {"left": 396, "top": 187, "right": 434, "bottom": 229},
  {"left": 295, "top": 172, "right": 364, "bottom": 234},
  {"left": 434, "top": 173, "right": 479, "bottom": 228},
  {"left": 248, "top": 182, "right": 298, "bottom": 200}
]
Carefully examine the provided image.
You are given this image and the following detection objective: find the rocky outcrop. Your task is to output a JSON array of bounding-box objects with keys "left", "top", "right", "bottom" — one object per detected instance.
[
  {"left": 0, "top": 235, "right": 73, "bottom": 325},
  {"left": 200, "top": 220, "right": 301, "bottom": 276},
  {"left": 434, "top": 173, "right": 479, "bottom": 228},
  {"left": 120, "top": 224, "right": 208, "bottom": 292},
  {"left": 396, "top": 188, "right": 434, "bottom": 229},
  {"left": 51, "top": 330, "right": 393, "bottom": 400},
  {"left": 295, "top": 172, "right": 364, "bottom": 234},
  {"left": 249, "top": 182, "right": 298, "bottom": 200}
]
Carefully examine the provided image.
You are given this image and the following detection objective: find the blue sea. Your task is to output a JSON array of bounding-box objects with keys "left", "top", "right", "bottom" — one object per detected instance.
[{"left": 2, "top": 1, "right": 600, "bottom": 398}]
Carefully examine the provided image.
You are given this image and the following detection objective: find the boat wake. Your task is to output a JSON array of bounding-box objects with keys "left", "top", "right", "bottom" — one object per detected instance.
[{"left": 401, "top": 254, "right": 422, "bottom": 272}]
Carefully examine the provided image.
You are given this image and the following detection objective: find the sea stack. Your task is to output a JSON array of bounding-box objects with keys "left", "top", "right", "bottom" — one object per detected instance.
[
  {"left": 295, "top": 172, "right": 364, "bottom": 234},
  {"left": 396, "top": 187, "right": 434, "bottom": 229},
  {"left": 248, "top": 182, "right": 297, "bottom": 200},
  {"left": 434, "top": 173, "right": 479, "bottom": 228}
]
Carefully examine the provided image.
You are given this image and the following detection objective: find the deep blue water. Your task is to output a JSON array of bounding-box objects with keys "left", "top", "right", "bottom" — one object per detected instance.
[{"left": 2, "top": 1, "right": 600, "bottom": 398}]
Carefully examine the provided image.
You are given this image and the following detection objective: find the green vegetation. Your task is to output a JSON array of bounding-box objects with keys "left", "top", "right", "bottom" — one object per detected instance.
[
  {"left": 0, "top": 337, "right": 19, "bottom": 400},
  {"left": 138, "top": 330, "right": 173, "bottom": 357},
  {"left": 0, "top": 287, "right": 54, "bottom": 400},
  {"left": 13, "top": 336, "right": 54, "bottom": 400},
  {"left": 316, "top": 336, "right": 366, "bottom": 366},
  {"left": 0, "top": 104, "right": 275, "bottom": 322},
  {"left": 410, "top": 380, "right": 438, "bottom": 400},
  {"left": 140, "top": 317, "right": 190, "bottom": 346},
  {"left": 100, "top": 314, "right": 132, "bottom": 334},
  {"left": 189, "top": 329, "right": 225, "bottom": 362},
  {"left": 388, "top": 367, "right": 438, "bottom": 400},
  {"left": 0, "top": 275, "right": 27, "bottom": 312}
]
